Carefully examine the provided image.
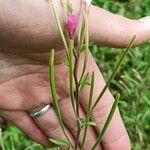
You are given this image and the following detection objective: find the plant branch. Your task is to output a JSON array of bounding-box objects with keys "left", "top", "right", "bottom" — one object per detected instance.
[
  {"left": 81, "top": 72, "right": 95, "bottom": 149},
  {"left": 91, "top": 94, "right": 120, "bottom": 149},
  {"left": 91, "top": 36, "right": 136, "bottom": 113}
]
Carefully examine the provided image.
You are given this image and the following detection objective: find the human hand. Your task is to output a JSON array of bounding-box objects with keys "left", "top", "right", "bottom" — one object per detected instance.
[{"left": 0, "top": 0, "right": 150, "bottom": 149}]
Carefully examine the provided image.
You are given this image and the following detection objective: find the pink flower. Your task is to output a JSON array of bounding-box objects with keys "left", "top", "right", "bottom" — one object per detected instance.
[{"left": 66, "top": 14, "right": 79, "bottom": 39}]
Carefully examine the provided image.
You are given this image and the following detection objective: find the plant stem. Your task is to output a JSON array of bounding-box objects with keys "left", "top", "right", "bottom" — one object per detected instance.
[
  {"left": 91, "top": 94, "right": 120, "bottom": 149},
  {"left": 75, "top": 11, "right": 89, "bottom": 150},
  {"left": 73, "top": 47, "right": 81, "bottom": 150},
  {"left": 91, "top": 36, "right": 136, "bottom": 113},
  {"left": 68, "top": 39, "right": 76, "bottom": 114},
  {"left": 81, "top": 72, "right": 95, "bottom": 150},
  {"left": 49, "top": 0, "right": 69, "bottom": 55},
  {"left": 49, "top": 49, "right": 73, "bottom": 148},
  {"left": 79, "top": 12, "right": 89, "bottom": 82}
]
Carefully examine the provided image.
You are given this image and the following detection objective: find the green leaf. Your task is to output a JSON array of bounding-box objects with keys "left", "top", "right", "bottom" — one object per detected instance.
[
  {"left": 67, "top": 1, "right": 74, "bottom": 13},
  {"left": 87, "top": 72, "right": 95, "bottom": 113},
  {"left": 79, "top": 42, "right": 94, "bottom": 52},
  {"left": 77, "top": 118, "right": 97, "bottom": 127},
  {"left": 92, "top": 94, "right": 120, "bottom": 149},
  {"left": 62, "top": 59, "right": 69, "bottom": 67},
  {"left": 86, "top": 121, "right": 97, "bottom": 126},
  {"left": 79, "top": 44, "right": 86, "bottom": 53},
  {"left": 78, "top": 73, "right": 89, "bottom": 92},
  {"left": 91, "top": 36, "right": 136, "bottom": 112},
  {"left": 49, "top": 138, "right": 70, "bottom": 148}
]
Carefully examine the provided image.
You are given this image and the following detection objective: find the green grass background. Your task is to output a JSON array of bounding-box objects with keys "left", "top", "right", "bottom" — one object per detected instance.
[{"left": 0, "top": 0, "right": 150, "bottom": 150}]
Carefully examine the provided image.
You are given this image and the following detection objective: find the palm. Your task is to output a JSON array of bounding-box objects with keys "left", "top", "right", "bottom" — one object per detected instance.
[{"left": 0, "top": 50, "right": 68, "bottom": 111}]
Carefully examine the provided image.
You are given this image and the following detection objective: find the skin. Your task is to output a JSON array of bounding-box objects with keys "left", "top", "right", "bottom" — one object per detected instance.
[{"left": 0, "top": 0, "right": 150, "bottom": 149}]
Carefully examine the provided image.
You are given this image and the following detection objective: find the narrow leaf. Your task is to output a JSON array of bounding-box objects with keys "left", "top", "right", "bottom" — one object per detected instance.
[
  {"left": 91, "top": 36, "right": 136, "bottom": 112},
  {"left": 62, "top": 59, "right": 69, "bottom": 67},
  {"left": 92, "top": 94, "right": 120, "bottom": 149},
  {"left": 78, "top": 73, "right": 89, "bottom": 92},
  {"left": 77, "top": 118, "right": 97, "bottom": 127},
  {"left": 86, "top": 121, "right": 97, "bottom": 126},
  {"left": 67, "top": 1, "right": 74, "bottom": 13},
  {"left": 49, "top": 138, "right": 70, "bottom": 148},
  {"left": 87, "top": 72, "right": 95, "bottom": 113},
  {"left": 79, "top": 44, "right": 86, "bottom": 53}
]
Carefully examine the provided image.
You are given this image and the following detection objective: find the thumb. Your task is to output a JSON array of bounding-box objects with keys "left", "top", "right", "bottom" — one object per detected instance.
[
  {"left": 89, "top": 5, "right": 150, "bottom": 48},
  {"left": 138, "top": 16, "right": 150, "bottom": 44}
]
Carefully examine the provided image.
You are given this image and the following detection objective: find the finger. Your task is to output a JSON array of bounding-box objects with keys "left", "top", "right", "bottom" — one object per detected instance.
[
  {"left": 0, "top": 110, "right": 51, "bottom": 147},
  {"left": 89, "top": 5, "right": 150, "bottom": 47},
  {"left": 79, "top": 52, "right": 131, "bottom": 150},
  {"left": 29, "top": 105, "right": 75, "bottom": 149},
  {"left": 58, "top": 97, "right": 102, "bottom": 149},
  {"left": 1, "top": 0, "right": 149, "bottom": 51},
  {"left": 0, "top": 0, "right": 80, "bottom": 51}
]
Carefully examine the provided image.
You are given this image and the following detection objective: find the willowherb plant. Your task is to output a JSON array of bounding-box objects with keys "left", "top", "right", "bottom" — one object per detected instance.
[{"left": 48, "top": 0, "right": 136, "bottom": 149}]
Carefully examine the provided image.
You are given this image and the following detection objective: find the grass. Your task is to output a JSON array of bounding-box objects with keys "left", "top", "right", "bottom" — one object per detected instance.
[{"left": 0, "top": 0, "right": 150, "bottom": 150}]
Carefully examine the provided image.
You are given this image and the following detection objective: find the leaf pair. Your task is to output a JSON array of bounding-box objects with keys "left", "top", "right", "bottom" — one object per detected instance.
[
  {"left": 77, "top": 118, "right": 97, "bottom": 128},
  {"left": 49, "top": 138, "right": 70, "bottom": 149}
]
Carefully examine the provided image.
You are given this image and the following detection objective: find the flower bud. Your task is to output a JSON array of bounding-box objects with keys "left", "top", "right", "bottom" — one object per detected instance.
[{"left": 66, "top": 14, "right": 79, "bottom": 39}]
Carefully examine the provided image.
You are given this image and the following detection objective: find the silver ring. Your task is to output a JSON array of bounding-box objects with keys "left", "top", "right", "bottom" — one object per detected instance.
[{"left": 30, "top": 104, "right": 51, "bottom": 119}]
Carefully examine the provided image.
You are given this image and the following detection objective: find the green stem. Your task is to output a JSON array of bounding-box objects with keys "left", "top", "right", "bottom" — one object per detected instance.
[
  {"left": 75, "top": 11, "right": 89, "bottom": 150},
  {"left": 68, "top": 39, "right": 76, "bottom": 114},
  {"left": 79, "top": 12, "right": 89, "bottom": 85},
  {"left": 81, "top": 72, "right": 95, "bottom": 150},
  {"left": 74, "top": 48, "right": 81, "bottom": 150},
  {"left": 91, "top": 36, "right": 136, "bottom": 113},
  {"left": 49, "top": 50, "right": 73, "bottom": 148},
  {"left": 75, "top": 127, "right": 81, "bottom": 150},
  {"left": 92, "top": 94, "right": 120, "bottom": 149},
  {"left": 49, "top": 0, "right": 69, "bottom": 55}
]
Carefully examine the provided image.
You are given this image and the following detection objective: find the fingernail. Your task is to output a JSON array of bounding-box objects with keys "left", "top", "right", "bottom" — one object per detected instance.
[{"left": 140, "top": 16, "right": 150, "bottom": 24}]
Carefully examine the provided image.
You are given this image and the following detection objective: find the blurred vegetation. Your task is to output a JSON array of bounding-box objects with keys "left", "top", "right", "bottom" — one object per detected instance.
[{"left": 0, "top": 0, "right": 150, "bottom": 150}]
